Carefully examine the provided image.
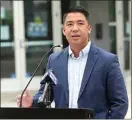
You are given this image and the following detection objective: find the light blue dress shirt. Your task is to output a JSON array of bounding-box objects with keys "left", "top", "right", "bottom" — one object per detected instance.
[{"left": 68, "top": 40, "right": 91, "bottom": 108}]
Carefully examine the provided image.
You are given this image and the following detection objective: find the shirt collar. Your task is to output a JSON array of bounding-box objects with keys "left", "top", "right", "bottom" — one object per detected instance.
[{"left": 68, "top": 40, "right": 91, "bottom": 58}]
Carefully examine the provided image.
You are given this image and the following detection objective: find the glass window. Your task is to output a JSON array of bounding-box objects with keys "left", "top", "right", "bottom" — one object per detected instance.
[
  {"left": 70, "top": 0, "right": 77, "bottom": 8},
  {"left": 109, "top": 26, "right": 116, "bottom": 54},
  {"left": 123, "top": 0, "right": 130, "bottom": 69},
  {"left": 123, "top": 0, "right": 129, "bottom": 37},
  {"left": 0, "top": 1, "right": 15, "bottom": 78},
  {"left": 0, "top": 1, "right": 14, "bottom": 42},
  {"left": 24, "top": 0, "right": 52, "bottom": 41},
  {"left": 108, "top": 1, "right": 116, "bottom": 21},
  {"left": 24, "top": 0, "right": 52, "bottom": 76}
]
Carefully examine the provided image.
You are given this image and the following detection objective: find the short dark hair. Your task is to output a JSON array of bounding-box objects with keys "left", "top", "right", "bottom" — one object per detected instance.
[{"left": 63, "top": 6, "right": 89, "bottom": 23}]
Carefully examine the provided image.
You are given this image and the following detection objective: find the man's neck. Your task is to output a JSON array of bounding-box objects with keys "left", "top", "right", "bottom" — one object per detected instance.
[{"left": 70, "top": 41, "right": 89, "bottom": 58}]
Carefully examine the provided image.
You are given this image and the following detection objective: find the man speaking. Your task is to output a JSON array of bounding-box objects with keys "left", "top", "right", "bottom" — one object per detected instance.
[{"left": 16, "top": 6, "right": 128, "bottom": 119}]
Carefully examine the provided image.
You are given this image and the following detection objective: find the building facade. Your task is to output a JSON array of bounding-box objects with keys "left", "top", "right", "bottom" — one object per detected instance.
[{"left": 0, "top": 0, "right": 131, "bottom": 92}]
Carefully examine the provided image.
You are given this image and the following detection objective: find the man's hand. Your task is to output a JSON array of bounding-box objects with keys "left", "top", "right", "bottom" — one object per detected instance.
[{"left": 16, "top": 89, "right": 33, "bottom": 108}]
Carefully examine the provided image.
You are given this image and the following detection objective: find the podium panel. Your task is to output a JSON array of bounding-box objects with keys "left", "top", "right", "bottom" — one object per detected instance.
[{"left": 0, "top": 108, "right": 94, "bottom": 119}]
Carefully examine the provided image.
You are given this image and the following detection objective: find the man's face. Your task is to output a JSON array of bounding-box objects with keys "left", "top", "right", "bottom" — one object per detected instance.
[{"left": 63, "top": 12, "right": 92, "bottom": 47}]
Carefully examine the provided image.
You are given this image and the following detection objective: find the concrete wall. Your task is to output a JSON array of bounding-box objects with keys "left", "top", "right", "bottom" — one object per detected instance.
[{"left": 81, "top": 1, "right": 110, "bottom": 51}]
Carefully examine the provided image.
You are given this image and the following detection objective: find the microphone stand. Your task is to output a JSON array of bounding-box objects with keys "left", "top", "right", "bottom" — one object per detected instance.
[
  {"left": 37, "top": 81, "right": 52, "bottom": 108},
  {"left": 20, "top": 45, "right": 62, "bottom": 108},
  {"left": 46, "top": 83, "right": 52, "bottom": 108}
]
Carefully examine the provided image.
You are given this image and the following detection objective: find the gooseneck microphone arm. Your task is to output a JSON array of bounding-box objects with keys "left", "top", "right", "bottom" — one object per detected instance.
[{"left": 20, "top": 45, "right": 62, "bottom": 108}]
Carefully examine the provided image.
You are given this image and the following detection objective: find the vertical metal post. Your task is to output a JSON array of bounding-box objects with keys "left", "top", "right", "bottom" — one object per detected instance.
[
  {"left": 115, "top": 1, "right": 124, "bottom": 73},
  {"left": 51, "top": 1, "right": 62, "bottom": 52},
  {"left": 13, "top": 1, "right": 26, "bottom": 90},
  {"left": 129, "top": 1, "right": 131, "bottom": 71}
]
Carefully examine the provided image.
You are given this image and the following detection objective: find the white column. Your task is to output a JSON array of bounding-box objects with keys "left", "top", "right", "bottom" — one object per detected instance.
[
  {"left": 13, "top": 1, "right": 26, "bottom": 90},
  {"left": 115, "top": 1, "right": 124, "bottom": 73},
  {"left": 51, "top": 1, "right": 62, "bottom": 52},
  {"left": 129, "top": 1, "right": 131, "bottom": 71}
]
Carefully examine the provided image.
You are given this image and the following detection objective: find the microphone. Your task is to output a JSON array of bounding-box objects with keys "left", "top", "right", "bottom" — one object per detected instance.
[
  {"left": 20, "top": 45, "right": 63, "bottom": 108},
  {"left": 37, "top": 69, "right": 58, "bottom": 107}
]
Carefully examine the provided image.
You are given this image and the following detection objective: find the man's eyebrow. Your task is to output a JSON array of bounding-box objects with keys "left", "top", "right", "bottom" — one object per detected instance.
[
  {"left": 77, "top": 20, "right": 85, "bottom": 22},
  {"left": 66, "top": 20, "right": 84, "bottom": 23},
  {"left": 66, "top": 21, "right": 73, "bottom": 23}
]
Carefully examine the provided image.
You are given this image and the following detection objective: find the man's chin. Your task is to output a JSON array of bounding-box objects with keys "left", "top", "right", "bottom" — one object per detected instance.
[
  {"left": 71, "top": 38, "right": 81, "bottom": 43},
  {"left": 72, "top": 38, "right": 80, "bottom": 41},
  {"left": 70, "top": 41, "right": 81, "bottom": 47}
]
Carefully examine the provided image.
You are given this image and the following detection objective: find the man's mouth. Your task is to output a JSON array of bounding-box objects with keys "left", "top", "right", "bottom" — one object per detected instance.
[{"left": 71, "top": 35, "right": 80, "bottom": 38}]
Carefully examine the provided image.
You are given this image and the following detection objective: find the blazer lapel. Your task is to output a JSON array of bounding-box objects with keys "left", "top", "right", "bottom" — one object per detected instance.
[
  {"left": 59, "top": 48, "right": 69, "bottom": 102},
  {"left": 78, "top": 43, "right": 99, "bottom": 99}
]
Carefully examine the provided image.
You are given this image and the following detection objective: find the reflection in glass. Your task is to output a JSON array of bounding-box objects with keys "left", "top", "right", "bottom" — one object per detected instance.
[
  {"left": 24, "top": 0, "right": 53, "bottom": 76},
  {"left": 123, "top": 0, "right": 130, "bottom": 69},
  {"left": 26, "top": 45, "right": 52, "bottom": 76},
  {"left": 108, "top": 1, "right": 116, "bottom": 22},
  {"left": 24, "top": 0, "right": 52, "bottom": 40},
  {"left": 0, "top": 1, "right": 15, "bottom": 78},
  {"left": 109, "top": 26, "right": 116, "bottom": 54}
]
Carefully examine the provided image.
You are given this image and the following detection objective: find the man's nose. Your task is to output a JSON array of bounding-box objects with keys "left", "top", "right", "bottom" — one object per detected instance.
[{"left": 72, "top": 24, "right": 79, "bottom": 32}]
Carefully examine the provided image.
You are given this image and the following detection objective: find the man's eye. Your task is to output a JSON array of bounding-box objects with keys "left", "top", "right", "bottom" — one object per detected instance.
[
  {"left": 67, "top": 24, "right": 72, "bottom": 26},
  {"left": 78, "top": 23, "right": 84, "bottom": 25}
]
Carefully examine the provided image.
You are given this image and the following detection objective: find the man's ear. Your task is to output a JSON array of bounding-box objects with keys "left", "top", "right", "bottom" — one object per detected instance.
[
  {"left": 88, "top": 25, "right": 92, "bottom": 34},
  {"left": 62, "top": 27, "right": 66, "bottom": 36}
]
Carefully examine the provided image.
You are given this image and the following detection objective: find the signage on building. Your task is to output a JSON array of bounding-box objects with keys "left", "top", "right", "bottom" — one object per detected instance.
[{"left": 27, "top": 22, "right": 48, "bottom": 37}]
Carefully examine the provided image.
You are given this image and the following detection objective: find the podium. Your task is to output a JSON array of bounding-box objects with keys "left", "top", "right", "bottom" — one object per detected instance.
[{"left": 0, "top": 108, "right": 94, "bottom": 119}]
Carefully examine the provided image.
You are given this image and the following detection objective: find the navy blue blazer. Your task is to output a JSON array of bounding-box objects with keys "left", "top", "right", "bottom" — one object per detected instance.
[{"left": 32, "top": 42, "right": 128, "bottom": 118}]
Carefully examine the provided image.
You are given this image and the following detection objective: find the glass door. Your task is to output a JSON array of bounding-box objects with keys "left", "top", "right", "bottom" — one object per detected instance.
[
  {"left": 1, "top": 1, "right": 62, "bottom": 92},
  {"left": 0, "top": 1, "right": 15, "bottom": 79},
  {"left": 23, "top": 0, "right": 53, "bottom": 80},
  {"left": 1, "top": 1, "right": 27, "bottom": 92},
  {"left": 1, "top": 0, "right": 63, "bottom": 94}
]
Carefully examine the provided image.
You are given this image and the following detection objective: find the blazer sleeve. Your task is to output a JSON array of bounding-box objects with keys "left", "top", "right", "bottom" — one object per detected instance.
[
  {"left": 31, "top": 55, "right": 53, "bottom": 107},
  {"left": 106, "top": 55, "right": 128, "bottom": 118}
]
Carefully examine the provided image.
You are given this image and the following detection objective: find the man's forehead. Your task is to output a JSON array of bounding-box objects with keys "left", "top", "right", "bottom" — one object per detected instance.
[{"left": 65, "top": 12, "right": 87, "bottom": 22}]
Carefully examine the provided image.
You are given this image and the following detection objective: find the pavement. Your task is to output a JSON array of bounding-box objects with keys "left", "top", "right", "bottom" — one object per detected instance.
[{"left": 1, "top": 70, "right": 131, "bottom": 119}]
